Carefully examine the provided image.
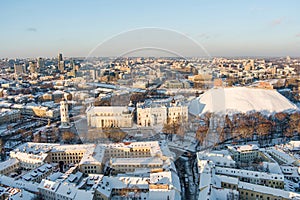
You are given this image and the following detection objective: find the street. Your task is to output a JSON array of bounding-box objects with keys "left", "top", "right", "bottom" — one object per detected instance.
[{"left": 175, "top": 152, "right": 199, "bottom": 200}]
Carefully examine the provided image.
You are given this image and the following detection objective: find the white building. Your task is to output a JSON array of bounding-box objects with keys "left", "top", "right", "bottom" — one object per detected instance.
[
  {"left": 22, "top": 163, "right": 58, "bottom": 183},
  {"left": 137, "top": 101, "right": 188, "bottom": 127},
  {"left": 137, "top": 105, "right": 167, "bottom": 126},
  {"left": 227, "top": 144, "right": 259, "bottom": 162},
  {"left": 215, "top": 167, "right": 284, "bottom": 189},
  {"left": 0, "top": 158, "right": 20, "bottom": 176},
  {"left": 197, "top": 150, "right": 236, "bottom": 168},
  {"left": 86, "top": 106, "right": 133, "bottom": 128},
  {"left": 95, "top": 171, "right": 181, "bottom": 200},
  {"left": 10, "top": 151, "right": 49, "bottom": 170},
  {"left": 38, "top": 179, "right": 94, "bottom": 200},
  {"left": 0, "top": 109, "right": 21, "bottom": 125},
  {"left": 9, "top": 143, "right": 57, "bottom": 170}
]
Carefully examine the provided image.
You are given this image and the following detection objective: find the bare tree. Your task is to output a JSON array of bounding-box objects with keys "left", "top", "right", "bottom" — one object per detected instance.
[
  {"left": 196, "top": 125, "right": 208, "bottom": 146},
  {"left": 256, "top": 122, "right": 272, "bottom": 146}
]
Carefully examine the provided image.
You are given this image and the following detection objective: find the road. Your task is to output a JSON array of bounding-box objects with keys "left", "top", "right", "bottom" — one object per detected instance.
[{"left": 175, "top": 152, "right": 199, "bottom": 200}]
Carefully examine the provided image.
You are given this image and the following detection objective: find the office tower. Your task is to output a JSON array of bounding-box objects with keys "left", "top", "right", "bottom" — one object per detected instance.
[
  {"left": 58, "top": 53, "right": 65, "bottom": 73},
  {"left": 29, "top": 61, "right": 37, "bottom": 73},
  {"left": 14, "top": 63, "right": 26, "bottom": 75},
  {"left": 58, "top": 53, "right": 63, "bottom": 62},
  {"left": 37, "top": 57, "right": 44, "bottom": 71}
]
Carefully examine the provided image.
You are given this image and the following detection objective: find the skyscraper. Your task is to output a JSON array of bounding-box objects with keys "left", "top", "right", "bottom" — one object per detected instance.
[
  {"left": 14, "top": 63, "right": 26, "bottom": 75},
  {"left": 58, "top": 53, "right": 65, "bottom": 73},
  {"left": 29, "top": 61, "right": 37, "bottom": 73},
  {"left": 37, "top": 57, "right": 44, "bottom": 71},
  {"left": 58, "top": 53, "right": 63, "bottom": 62}
]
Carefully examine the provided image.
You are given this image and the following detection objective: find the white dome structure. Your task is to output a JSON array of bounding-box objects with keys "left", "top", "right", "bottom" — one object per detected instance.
[{"left": 189, "top": 87, "right": 298, "bottom": 116}]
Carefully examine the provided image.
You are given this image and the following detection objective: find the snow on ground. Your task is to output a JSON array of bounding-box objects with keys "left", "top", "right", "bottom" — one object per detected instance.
[{"left": 189, "top": 87, "right": 298, "bottom": 116}]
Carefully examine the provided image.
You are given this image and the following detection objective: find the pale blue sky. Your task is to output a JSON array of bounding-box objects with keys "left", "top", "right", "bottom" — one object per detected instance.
[{"left": 0, "top": 0, "right": 299, "bottom": 58}]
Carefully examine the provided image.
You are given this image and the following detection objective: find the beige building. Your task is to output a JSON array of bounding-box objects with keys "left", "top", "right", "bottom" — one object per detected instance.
[
  {"left": 49, "top": 144, "right": 94, "bottom": 165},
  {"left": 238, "top": 181, "right": 299, "bottom": 200},
  {"left": 86, "top": 106, "right": 133, "bottom": 128},
  {"left": 163, "top": 79, "right": 191, "bottom": 89},
  {"left": 79, "top": 145, "right": 105, "bottom": 174},
  {"left": 80, "top": 141, "right": 163, "bottom": 175},
  {"left": 167, "top": 105, "right": 188, "bottom": 124},
  {"left": 10, "top": 141, "right": 166, "bottom": 176},
  {"left": 32, "top": 106, "right": 48, "bottom": 117},
  {"left": 219, "top": 175, "right": 296, "bottom": 200},
  {"left": 110, "top": 157, "right": 163, "bottom": 174}
]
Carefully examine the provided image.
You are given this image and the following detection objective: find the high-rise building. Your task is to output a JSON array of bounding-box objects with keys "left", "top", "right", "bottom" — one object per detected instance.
[
  {"left": 59, "top": 61, "right": 65, "bottom": 73},
  {"left": 286, "top": 56, "right": 291, "bottom": 63},
  {"left": 29, "top": 61, "right": 37, "bottom": 73},
  {"left": 58, "top": 53, "right": 63, "bottom": 62},
  {"left": 14, "top": 63, "right": 26, "bottom": 75},
  {"left": 58, "top": 53, "right": 65, "bottom": 73},
  {"left": 37, "top": 57, "right": 44, "bottom": 71}
]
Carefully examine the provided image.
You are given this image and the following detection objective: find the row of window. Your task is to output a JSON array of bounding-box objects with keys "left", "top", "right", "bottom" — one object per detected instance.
[
  {"left": 85, "top": 169, "right": 97, "bottom": 174},
  {"left": 240, "top": 190, "right": 279, "bottom": 200},
  {"left": 84, "top": 165, "right": 97, "bottom": 169},
  {"left": 52, "top": 156, "right": 82, "bottom": 161},
  {"left": 47, "top": 185, "right": 75, "bottom": 199},
  {"left": 51, "top": 152, "right": 84, "bottom": 156},
  {"left": 96, "top": 113, "right": 122, "bottom": 116},
  {"left": 113, "top": 164, "right": 161, "bottom": 168},
  {"left": 0, "top": 164, "right": 19, "bottom": 174}
]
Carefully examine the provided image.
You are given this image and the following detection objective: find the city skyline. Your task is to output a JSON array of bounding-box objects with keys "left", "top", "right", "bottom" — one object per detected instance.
[
  {"left": 0, "top": 1, "right": 300, "bottom": 199},
  {"left": 1, "top": 0, "right": 300, "bottom": 58}
]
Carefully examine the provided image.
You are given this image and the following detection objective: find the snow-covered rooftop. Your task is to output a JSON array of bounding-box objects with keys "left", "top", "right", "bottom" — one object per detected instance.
[
  {"left": 238, "top": 181, "right": 300, "bottom": 199},
  {"left": 197, "top": 150, "right": 235, "bottom": 167},
  {"left": 215, "top": 167, "right": 284, "bottom": 181},
  {"left": 111, "top": 157, "right": 163, "bottom": 166},
  {"left": 79, "top": 145, "right": 105, "bottom": 165},
  {"left": 227, "top": 144, "right": 259, "bottom": 153},
  {"left": 0, "top": 158, "right": 19, "bottom": 171},
  {"left": 189, "top": 87, "right": 298, "bottom": 115}
]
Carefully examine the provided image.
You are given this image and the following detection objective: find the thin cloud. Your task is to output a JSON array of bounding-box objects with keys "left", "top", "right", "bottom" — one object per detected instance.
[
  {"left": 197, "top": 33, "right": 210, "bottom": 40},
  {"left": 26, "top": 27, "right": 37, "bottom": 32},
  {"left": 296, "top": 33, "right": 300, "bottom": 37},
  {"left": 249, "top": 7, "right": 265, "bottom": 12},
  {"left": 271, "top": 18, "right": 284, "bottom": 26},
  {"left": 196, "top": 33, "right": 220, "bottom": 41}
]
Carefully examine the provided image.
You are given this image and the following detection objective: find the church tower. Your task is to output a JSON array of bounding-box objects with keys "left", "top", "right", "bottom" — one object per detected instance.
[{"left": 60, "top": 99, "right": 69, "bottom": 128}]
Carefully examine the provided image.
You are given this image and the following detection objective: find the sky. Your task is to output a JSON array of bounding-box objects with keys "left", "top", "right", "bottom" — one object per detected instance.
[{"left": 0, "top": 0, "right": 300, "bottom": 58}]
